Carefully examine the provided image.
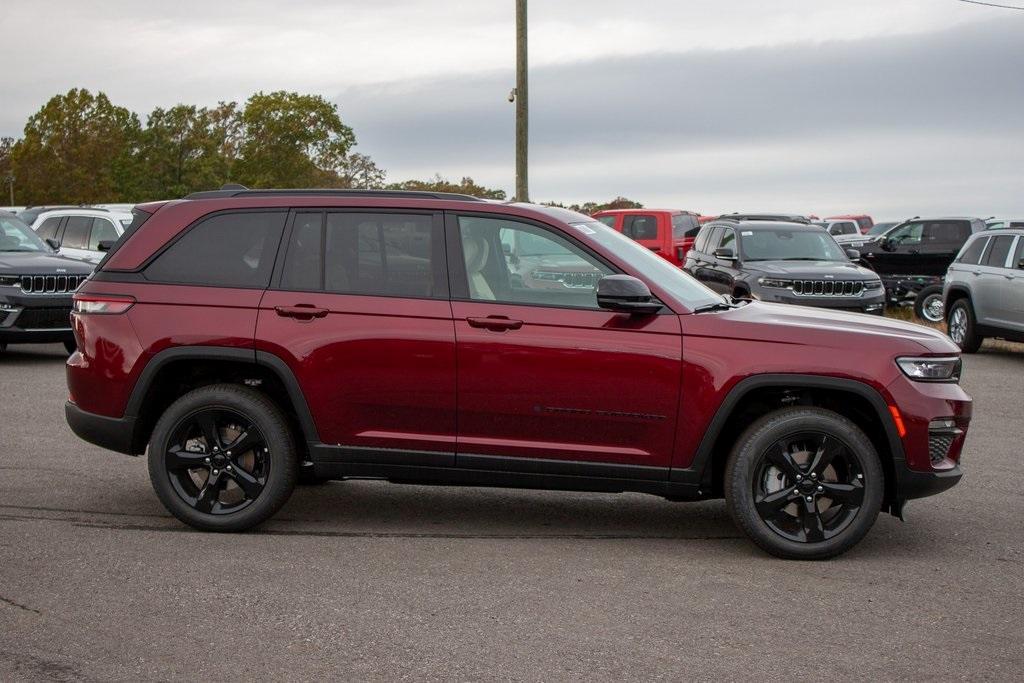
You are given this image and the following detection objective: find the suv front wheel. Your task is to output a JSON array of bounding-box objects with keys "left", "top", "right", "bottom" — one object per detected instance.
[
  {"left": 147, "top": 384, "right": 297, "bottom": 531},
  {"left": 947, "top": 298, "right": 983, "bottom": 353},
  {"left": 725, "top": 407, "right": 884, "bottom": 560}
]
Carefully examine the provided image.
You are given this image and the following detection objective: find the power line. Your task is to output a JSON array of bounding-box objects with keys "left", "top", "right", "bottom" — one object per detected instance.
[{"left": 957, "top": 0, "right": 1024, "bottom": 9}]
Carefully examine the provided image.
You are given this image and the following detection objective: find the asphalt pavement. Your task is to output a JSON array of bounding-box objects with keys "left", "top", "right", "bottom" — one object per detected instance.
[{"left": 1, "top": 342, "right": 1022, "bottom": 681}]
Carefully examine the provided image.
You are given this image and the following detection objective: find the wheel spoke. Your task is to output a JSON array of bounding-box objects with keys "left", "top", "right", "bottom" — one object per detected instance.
[
  {"left": 755, "top": 488, "right": 796, "bottom": 519},
  {"left": 820, "top": 481, "right": 864, "bottom": 507},
  {"left": 799, "top": 497, "right": 825, "bottom": 542},
  {"left": 227, "top": 466, "right": 263, "bottom": 500},
  {"left": 807, "top": 435, "right": 842, "bottom": 476},
  {"left": 166, "top": 448, "right": 209, "bottom": 471},
  {"left": 197, "top": 413, "right": 222, "bottom": 451},
  {"left": 223, "top": 429, "right": 261, "bottom": 457},
  {"left": 765, "top": 444, "right": 801, "bottom": 479},
  {"left": 194, "top": 472, "right": 223, "bottom": 512}
]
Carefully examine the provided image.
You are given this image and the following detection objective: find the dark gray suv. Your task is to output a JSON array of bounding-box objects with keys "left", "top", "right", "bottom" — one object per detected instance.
[
  {"left": 683, "top": 218, "right": 885, "bottom": 313},
  {"left": 944, "top": 228, "right": 1024, "bottom": 352}
]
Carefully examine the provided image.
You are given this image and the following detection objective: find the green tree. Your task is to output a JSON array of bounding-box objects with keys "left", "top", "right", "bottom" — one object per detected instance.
[
  {"left": 333, "top": 152, "right": 387, "bottom": 189},
  {"left": 234, "top": 91, "right": 356, "bottom": 188},
  {"left": 11, "top": 88, "right": 142, "bottom": 204},
  {"left": 138, "top": 104, "right": 238, "bottom": 198},
  {"left": 387, "top": 174, "right": 506, "bottom": 199},
  {"left": 0, "top": 137, "right": 14, "bottom": 205}
]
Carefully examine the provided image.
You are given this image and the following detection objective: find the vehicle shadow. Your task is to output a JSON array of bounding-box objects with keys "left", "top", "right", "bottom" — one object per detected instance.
[{"left": 0, "top": 344, "right": 68, "bottom": 365}]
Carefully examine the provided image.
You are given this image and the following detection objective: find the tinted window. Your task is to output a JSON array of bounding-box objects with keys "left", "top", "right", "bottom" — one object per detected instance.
[
  {"left": 623, "top": 214, "right": 659, "bottom": 240},
  {"left": 63, "top": 216, "right": 92, "bottom": 249},
  {"left": 924, "top": 221, "right": 970, "bottom": 245},
  {"left": 957, "top": 237, "right": 988, "bottom": 265},
  {"left": 145, "top": 211, "right": 286, "bottom": 287},
  {"left": 693, "top": 226, "right": 711, "bottom": 254},
  {"left": 595, "top": 215, "right": 616, "bottom": 228},
  {"left": 325, "top": 212, "right": 436, "bottom": 297},
  {"left": 37, "top": 216, "right": 62, "bottom": 241},
  {"left": 1014, "top": 237, "right": 1024, "bottom": 269},
  {"left": 280, "top": 212, "right": 323, "bottom": 291},
  {"left": 887, "top": 222, "right": 923, "bottom": 246},
  {"left": 705, "top": 227, "right": 725, "bottom": 253},
  {"left": 983, "top": 235, "right": 1014, "bottom": 268},
  {"left": 671, "top": 214, "right": 700, "bottom": 239},
  {"left": 458, "top": 215, "right": 612, "bottom": 309},
  {"left": 89, "top": 218, "right": 119, "bottom": 250},
  {"left": 718, "top": 228, "right": 736, "bottom": 252}
]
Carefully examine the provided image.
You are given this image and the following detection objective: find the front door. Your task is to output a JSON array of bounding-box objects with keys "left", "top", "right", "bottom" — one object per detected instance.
[
  {"left": 448, "top": 213, "right": 682, "bottom": 472},
  {"left": 256, "top": 209, "right": 457, "bottom": 463}
]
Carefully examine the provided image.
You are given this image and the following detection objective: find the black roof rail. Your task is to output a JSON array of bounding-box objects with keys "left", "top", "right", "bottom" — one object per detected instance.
[
  {"left": 715, "top": 213, "right": 811, "bottom": 224},
  {"left": 183, "top": 186, "right": 487, "bottom": 202}
]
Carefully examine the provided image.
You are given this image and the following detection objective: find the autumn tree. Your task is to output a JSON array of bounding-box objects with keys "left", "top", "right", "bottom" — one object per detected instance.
[
  {"left": 387, "top": 174, "right": 506, "bottom": 199},
  {"left": 11, "top": 89, "right": 142, "bottom": 204},
  {"left": 0, "top": 137, "right": 14, "bottom": 204}
]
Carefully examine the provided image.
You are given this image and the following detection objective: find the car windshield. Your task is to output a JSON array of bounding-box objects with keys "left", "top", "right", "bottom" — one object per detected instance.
[
  {"left": 0, "top": 214, "right": 50, "bottom": 252},
  {"left": 741, "top": 228, "right": 848, "bottom": 261},
  {"left": 867, "top": 222, "right": 896, "bottom": 235},
  {"left": 568, "top": 220, "right": 723, "bottom": 310}
]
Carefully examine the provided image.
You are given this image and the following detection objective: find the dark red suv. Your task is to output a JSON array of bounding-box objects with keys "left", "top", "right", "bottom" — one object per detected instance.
[{"left": 65, "top": 189, "right": 971, "bottom": 559}]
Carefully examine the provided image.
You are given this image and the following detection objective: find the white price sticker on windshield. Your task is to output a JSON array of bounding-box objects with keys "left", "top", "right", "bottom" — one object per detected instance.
[
  {"left": 742, "top": 230, "right": 753, "bottom": 236},
  {"left": 575, "top": 224, "right": 596, "bottom": 235}
]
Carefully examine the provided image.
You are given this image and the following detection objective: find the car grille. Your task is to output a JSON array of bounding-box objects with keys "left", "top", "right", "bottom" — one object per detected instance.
[
  {"left": 791, "top": 280, "right": 864, "bottom": 297},
  {"left": 20, "top": 274, "right": 86, "bottom": 294},
  {"left": 15, "top": 307, "right": 72, "bottom": 330}
]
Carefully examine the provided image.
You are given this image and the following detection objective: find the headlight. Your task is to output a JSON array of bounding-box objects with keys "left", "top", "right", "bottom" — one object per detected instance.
[
  {"left": 757, "top": 277, "right": 792, "bottom": 289},
  {"left": 896, "top": 356, "right": 961, "bottom": 382},
  {"left": 864, "top": 280, "right": 883, "bottom": 290},
  {"left": 0, "top": 275, "right": 21, "bottom": 287}
]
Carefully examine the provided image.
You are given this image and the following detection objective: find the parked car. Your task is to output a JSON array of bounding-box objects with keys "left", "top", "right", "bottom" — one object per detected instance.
[
  {"left": 985, "top": 218, "right": 1024, "bottom": 230},
  {"left": 591, "top": 208, "right": 702, "bottom": 266},
  {"left": 17, "top": 205, "right": 82, "bottom": 226},
  {"left": 812, "top": 219, "right": 860, "bottom": 238},
  {"left": 854, "top": 217, "right": 985, "bottom": 319},
  {"left": 944, "top": 228, "right": 1024, "bottom": 352},
  {"left": 0, "top": 211, "right": 94, "bottom": 354},
  {"left": 683, "top": 218, "right": 885, "bottom": 314},
  {"left": 833, "top": 221, "right": 900, "bottom": 249},
  {"left": 825, "top": 214, "right": 874, "bottom": 234},
  {"left": 33, "top": 208, "right": 133, "bottom": 263},
  {"left": 64, "top": 188, "right": 969, "bottom": 559}
]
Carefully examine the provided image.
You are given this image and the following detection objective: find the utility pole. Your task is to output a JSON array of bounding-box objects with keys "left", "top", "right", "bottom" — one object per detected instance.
[{"left": 514, "top": 0, "right": 528, "bottom": 202}]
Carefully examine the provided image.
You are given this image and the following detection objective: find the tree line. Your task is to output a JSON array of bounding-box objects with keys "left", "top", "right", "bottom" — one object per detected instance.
[{"left": 0, "top": 88, "right": 640, "bottom": 213}]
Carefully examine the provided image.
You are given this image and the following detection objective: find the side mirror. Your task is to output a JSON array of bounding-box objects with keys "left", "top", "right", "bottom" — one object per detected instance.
[
  {"left": 845, "top": 248, "right": 861, "bottom": 260},
  {"left": 45, "top": 237, "right": 60, "bottom": 251},
  {"left": 713, "top": 247, "right": 736, "bottom": 260},
  {"left": 596, "top": 275, "right": 662, "bottom": 315},
  {"left": 880, "top": 237, "right": 894, "bottom": 252},
  {"left": 97, "top": 240, "right": 115, "bottom": 252}
]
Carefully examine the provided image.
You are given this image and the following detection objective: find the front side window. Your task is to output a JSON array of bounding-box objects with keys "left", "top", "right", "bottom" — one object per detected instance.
[
  {"left": 1014, "top": 236, "right": 1024, "bottom": 269},
  {"left": 887, "top": 222, "right": 924, "bottom": 247},
  {"left": 62, "top": 216, "right": 92, "bottom": 249},
  {"left": 89, "top": 218, "right": 119, "bottom": 250},
  {"left": 982, "top": 235, "right": 1014, "bottom": 268},
  {"left": 704, "top": 227, "right": 725, "bottom": 253},
  {"left": 457, "top": 216, "right": 612, "bottom": 309},
  {"left": 36, "top": 216, "right": 62, "bottom": 241},
  {"left": 144, "top": 211, "right": 286, "bottom": 288},
  {"left": 957, "top": 237, "right": 988, "bottom": 265},
  {"left": 717, "top": 228, "right": 737, "bottom": 253},
  {"left": 693, "top": 226, "right": 711, "bottom": 254},
  {"left": 623, "top": 215, "right": 659, "bottom": 240}
]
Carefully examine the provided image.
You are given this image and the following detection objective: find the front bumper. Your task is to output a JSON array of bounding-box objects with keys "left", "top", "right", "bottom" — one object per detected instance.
[
  {"left": 65, "top": 401, "right": 139, "bottom": 455},
  {"left": 0, "top": 291, "right": 75, "bottom": 343}
]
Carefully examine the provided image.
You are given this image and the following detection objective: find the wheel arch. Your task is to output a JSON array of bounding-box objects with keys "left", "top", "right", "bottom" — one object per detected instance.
[
  {"left": 678, "top": 374, "right": 905, "bottom": 511},
  {"left": 944, "top": 285, "right": 971, "bottom": 311}
]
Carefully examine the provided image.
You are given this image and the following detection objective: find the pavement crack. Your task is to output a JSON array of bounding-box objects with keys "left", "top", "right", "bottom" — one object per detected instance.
[{"left": 0, "top": 594, "right": 41, "bottom": 615}]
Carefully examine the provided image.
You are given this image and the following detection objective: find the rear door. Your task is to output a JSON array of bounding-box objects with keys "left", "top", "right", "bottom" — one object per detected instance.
[
  {"left": 974, "top": 234, "right": 1017, "bottom": 328},
  {"left": 1007, "top": 237, "right": 1024, "bottom": 333},
  {"left": 448, "top": 212, "right": 681, "bottom": 471},
  {"left": 256, "top": 209, "right": 457, "bottom": 463}
]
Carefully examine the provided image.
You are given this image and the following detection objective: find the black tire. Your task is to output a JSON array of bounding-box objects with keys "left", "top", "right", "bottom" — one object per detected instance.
[
  {"left": 63, "top": 339, "right": 77, "bottom": 355},
  {"left": 725, "top": 407, "right": 884, "bottom": 560},
  {"left": 913, "top": 285, "right": 944, "bottom": 323},
  {"left": 947, "top": 298, "right": 982, "bottom": 353},
  {"left": 147, "top": 383, "right": 297, "bottom": 532}
]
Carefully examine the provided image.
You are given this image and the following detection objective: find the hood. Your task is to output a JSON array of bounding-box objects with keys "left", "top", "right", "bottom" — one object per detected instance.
[
  {"left": 0, "top": 252, "right": 96, "bottom": 274},
  {"left": 686, "top": 301, "right": 958, "bottom": 355},
  {"left": 745, "top": 260, "right": 878, "bottom": 280}
]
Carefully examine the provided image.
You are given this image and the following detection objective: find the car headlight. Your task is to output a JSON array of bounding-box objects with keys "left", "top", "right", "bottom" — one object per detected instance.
[
  {"left": 757, "top": 277, "right": 792, "bottom": 289},
  {"left": 896, "top": 356, "right": 961, "bottom": 382},
  {"left": 0, "top": 275, "right": 21, "bottom": 287},
  {"left": 864, "top": 280, "right": 883, "bottom": 290}
]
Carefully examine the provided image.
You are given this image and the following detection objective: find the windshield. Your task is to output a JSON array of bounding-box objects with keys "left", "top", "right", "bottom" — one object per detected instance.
[
  {"left": 569, "top": 220, "right": 722, "bottom": 310},
  {"left": 867, "top": 222, "right": 896, "bottom": 236},
  {"left": 740, "top": 228, "right": 848, "bottom": 261},
  {"left": 0, "top": 214, "right": 50, "bottom": 252}
]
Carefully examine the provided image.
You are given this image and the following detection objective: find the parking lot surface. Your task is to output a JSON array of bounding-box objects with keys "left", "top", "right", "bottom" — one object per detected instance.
[{"left": 1, "top": 342, "right": 1022, "bottom": 681}]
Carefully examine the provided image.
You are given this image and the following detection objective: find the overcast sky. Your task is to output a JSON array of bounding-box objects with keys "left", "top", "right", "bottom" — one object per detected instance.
[{"left": 1, "top": 0, "right": 1022, "bottom": 217}]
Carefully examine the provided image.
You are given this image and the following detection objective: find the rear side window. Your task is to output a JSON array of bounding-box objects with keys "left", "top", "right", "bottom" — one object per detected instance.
[
  {"left": 982, "top": 235, "right": 1014, "bottom": 268},
  {"left": 957, "top": 237, "right": 988, "bottom": 265},
  {"left": 924, "top": 221, "right": 970, "bottom": 245},
  {"left": 595, "top": 215, "right": 616, "bottom": 228},
  {"left": 62, "top": 216, "right": 92, "bottom": 249},
  {"left": 37, "top": 216, "right": 62, "bottom": 241},
  {"left": 325, "top": 212, "right": 437, "bottom": 298},
  {"left": 623, "top": 215, "right": 659, "bottom": 240},
  {"left": 671, "top": 214, "right": 700, "bottom": 239},
  {"left": 280, "top": 212, "right": 323, "bottom": 291},
  {"left": 88, "top": 218, "right": 119, "bottom": 249},
  {"left": 144, "top": 211, "right": 286, "bottom": 288}
]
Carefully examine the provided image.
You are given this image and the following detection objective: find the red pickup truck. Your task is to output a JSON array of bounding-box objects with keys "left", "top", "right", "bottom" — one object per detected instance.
[{"left": 592, "top": 209, "right": 702, "bottom": 267}]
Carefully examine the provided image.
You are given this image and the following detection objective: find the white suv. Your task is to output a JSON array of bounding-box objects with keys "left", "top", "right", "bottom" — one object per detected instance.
[{"left": 32, "top": 208, "right": 133, "bottom": 263}]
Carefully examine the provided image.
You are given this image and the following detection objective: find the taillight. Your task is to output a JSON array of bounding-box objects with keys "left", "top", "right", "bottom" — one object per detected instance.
[{"left": 72, "top": 293, "right": 135, "bottom": 315}]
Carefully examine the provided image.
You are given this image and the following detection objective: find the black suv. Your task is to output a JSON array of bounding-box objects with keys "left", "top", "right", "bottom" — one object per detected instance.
[
  {"left": 854, "top": 217, "right": 985, "bottom": 319},
  {"left": 0, "top": 211, "right": 94, "bottom": 353},
  {"left": 684, "top": 218, "right": 885, "bottom": 313}
]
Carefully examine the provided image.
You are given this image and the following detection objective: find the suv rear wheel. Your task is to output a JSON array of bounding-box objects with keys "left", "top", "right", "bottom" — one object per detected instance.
[
  {"left": 913, "top": 285, "right": 944, "bottom": 323},
  {"left": 147, "top": 384, "right": 297, "bottom": 531},
  {"left": 947, "top": 299, "right": 983, "bottom": 353},
  {"left": 725, "top": 407, "right": 883, "bottom": 560}
]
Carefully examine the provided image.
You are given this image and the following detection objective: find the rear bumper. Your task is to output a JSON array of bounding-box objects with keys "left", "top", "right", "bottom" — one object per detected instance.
[{"left": 65, "top": 401, "right": 139, "bottom": 455}]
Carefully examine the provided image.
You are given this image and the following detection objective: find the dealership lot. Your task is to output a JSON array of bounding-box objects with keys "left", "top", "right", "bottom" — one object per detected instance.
[{"left": 1, "top": 343, "right": 1022, "bottom": 680}]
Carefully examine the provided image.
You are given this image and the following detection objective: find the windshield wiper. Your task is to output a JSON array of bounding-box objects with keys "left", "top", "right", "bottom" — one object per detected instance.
[{"left": 692, "top": 300, "right": 739, "bottom": 314}]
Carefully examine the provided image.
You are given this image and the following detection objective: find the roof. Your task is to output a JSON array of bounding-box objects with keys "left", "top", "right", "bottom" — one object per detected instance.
[{"left": 183, "top": 187, "right": 488, "bottom": 202}]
